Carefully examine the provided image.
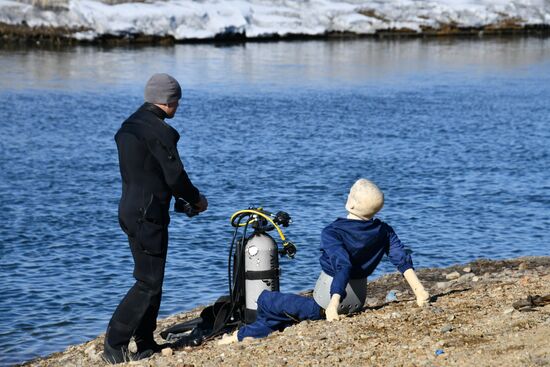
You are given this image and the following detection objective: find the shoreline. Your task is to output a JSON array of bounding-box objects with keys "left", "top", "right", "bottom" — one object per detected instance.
[
  {"left": 20, "top": 256, "right": 550, "bottom": 366},
  {"left": 2, "top": 22, "right": 550, "bottom": 47}
]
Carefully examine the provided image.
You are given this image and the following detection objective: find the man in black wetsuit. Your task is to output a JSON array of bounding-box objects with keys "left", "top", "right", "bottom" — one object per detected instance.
[{"left": 104, "top": 73, "right": 208, "bottom": 363}]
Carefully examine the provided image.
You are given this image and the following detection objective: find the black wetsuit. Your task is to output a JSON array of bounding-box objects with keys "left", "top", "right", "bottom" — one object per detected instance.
[{"left": 106, "top": 102, "right": 200, "bottom": 350}]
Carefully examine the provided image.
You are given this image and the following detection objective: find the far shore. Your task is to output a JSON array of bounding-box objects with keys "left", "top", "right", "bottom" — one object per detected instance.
[
  {"left": 1, "top": 21, "right": 550, "bottom": 48},
  {"left": 20, "top": 256, "right": 550, "bottom": 367}
]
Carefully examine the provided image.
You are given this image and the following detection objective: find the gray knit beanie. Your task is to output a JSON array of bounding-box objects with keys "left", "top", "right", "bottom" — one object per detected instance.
[
  {"left": 144, "top": 73, "right": 182, "bottom": 104},
  {"left": 345, "top": 179, "right": 384, "bottom": 220}
]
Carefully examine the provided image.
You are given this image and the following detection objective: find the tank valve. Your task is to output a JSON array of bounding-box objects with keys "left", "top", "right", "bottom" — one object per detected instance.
[
  {"left": 280, "top": 241, "right": 297, "bottom": 259},
  {"left": 273, "top": 211, "right": 292, "bottom": 227}
]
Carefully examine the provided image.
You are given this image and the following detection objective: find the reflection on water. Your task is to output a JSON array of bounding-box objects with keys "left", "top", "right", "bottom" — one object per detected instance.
[
  {"left": 0, "top": 38, "right": 549, "bottom": 366},
  {"left": 2, "top": 38, "right": 549, "bottom": 92}
]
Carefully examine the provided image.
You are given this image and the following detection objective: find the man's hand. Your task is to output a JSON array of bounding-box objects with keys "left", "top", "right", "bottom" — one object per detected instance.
[
  {"left": 326, "top": 294, "right": 341, "bottom": 322},
  {"left": 195, "top": 194, "right": 208, "bottom": 213}
]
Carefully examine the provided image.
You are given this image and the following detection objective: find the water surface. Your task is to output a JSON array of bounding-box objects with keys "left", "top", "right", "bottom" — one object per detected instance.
[{"left": 0, "top": 38, "right": 549, "bottom": 365}]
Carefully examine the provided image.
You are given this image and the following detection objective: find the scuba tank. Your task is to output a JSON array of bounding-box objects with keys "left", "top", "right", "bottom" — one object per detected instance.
[
  {"left": 160, "top": 207, "right": 296, "bottom": 345},
  {"left": 229, "top": 208, "right": 296, "bottom": 324},
  {"left": 243, "top": 233, "right": 280, "bottom": 323}
]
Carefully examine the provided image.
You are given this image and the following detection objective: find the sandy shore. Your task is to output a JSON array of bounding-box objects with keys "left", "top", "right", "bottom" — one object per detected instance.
[{"left": 20, "top": 256, "right": 549, "bottom": 367}]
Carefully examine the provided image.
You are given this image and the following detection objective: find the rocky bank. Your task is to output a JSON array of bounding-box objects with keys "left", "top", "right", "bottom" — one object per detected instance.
[
  {"left": 1, "top": 0, "right": 550, "bottom": 46},
  {"left": 1, "top": 21, "right": 549, "bottom": 47},
  {"left": 20, "top": 256, "right": 550, "bottom": 367}
]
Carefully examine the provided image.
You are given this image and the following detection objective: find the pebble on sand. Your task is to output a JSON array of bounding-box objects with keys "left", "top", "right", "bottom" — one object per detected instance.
[
  {"left": 459, "top": 273, "right": 475, "bottom": 282},
  {"left": 437, "top": 281, "right": 454, "bottom": 289},
  {"left": 161, "top": 347, "right": 174, "bottom": 357},
  {"left": 446, "top": 271, "right": 461, "bottom": 280},
  {"left": 440, "top": 324, "right": 453, "bottom": 333}
]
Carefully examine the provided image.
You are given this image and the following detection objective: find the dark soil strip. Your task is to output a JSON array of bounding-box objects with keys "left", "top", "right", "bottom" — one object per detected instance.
[{"left": 1, "top": 21, "right": 549, "bottom": 48}]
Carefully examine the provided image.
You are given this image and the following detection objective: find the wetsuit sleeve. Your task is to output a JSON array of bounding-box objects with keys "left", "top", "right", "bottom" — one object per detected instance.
[
  {"left": 385, "top": 223, "right": 414, "bottom": 274},
  {"left": 147, "top": 139, "right": 201, "bottom": 204},
  {"left": 320, "top": 227, "right": 352, "bottom": 298}
]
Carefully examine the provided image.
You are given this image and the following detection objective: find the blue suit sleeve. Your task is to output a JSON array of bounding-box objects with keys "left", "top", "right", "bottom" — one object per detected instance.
[
  {"left": 320, "top": 227, "right": 352, "bottom": 298},
  {"left": 385, "top": 224, "right": 414, "bottom": 274}
]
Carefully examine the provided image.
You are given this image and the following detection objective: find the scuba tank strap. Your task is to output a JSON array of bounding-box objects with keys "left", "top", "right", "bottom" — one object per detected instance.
[{"left": 245, "top": 268, "right": 280, "bottom": 280}]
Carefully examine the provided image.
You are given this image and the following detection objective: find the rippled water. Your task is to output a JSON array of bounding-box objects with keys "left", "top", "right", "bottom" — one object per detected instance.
[{"left": 1, "top": 38, "right": 549, "bottom": 365}]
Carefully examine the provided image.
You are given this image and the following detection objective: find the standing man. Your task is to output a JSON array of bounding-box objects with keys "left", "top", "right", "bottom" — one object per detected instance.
[{"left": 104, "top": 73, "right": 208, "bottom": 364}]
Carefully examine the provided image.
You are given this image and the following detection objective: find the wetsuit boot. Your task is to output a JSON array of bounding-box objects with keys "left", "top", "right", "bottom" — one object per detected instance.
[
  {"left": 102, "top": 339, "right": 130, "bottom": 364},
  {"left": 103, "top": 341, "right": 154, "bottom": 364},
  {"left": 103, "top": 330, "right": 156, "bottom": 365},
  {"left": 135, "top": 336, "right": 169, "bottom": 353}
]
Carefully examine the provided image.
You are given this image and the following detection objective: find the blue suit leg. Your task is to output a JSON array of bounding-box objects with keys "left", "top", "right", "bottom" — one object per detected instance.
[{"left": 237, "top": 290, "right": 322, "bottom": 340}]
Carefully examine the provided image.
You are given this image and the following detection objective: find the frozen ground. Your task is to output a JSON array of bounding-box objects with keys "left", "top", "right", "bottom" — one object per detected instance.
[{"left": 0, "top": 0, "right": 549, "bottom": 41}]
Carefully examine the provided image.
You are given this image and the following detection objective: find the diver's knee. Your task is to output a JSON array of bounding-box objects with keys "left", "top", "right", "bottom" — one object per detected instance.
[
  {"left": 135, "top": 278, "right": 162, "bottom": 296},
  {"left": 257, "top": 290, "right": 275, "bottom": 307}
]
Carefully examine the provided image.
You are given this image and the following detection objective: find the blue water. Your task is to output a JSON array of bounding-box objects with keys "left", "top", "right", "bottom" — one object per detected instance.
[{"left": 1, "top": 38, "right": 549, "bottom": 365}]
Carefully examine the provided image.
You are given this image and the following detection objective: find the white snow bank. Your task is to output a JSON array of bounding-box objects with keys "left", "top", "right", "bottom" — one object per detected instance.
[{"left": 0, "top": 0, "right": 548, "bottom": 40}]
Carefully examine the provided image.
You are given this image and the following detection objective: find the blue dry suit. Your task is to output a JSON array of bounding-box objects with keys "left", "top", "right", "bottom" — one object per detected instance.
[
  {"left": 238, "top": 218, "right": 413, "bottom": 340},
  {"left": 319, "top": 218, "right": 413, "bottom": 298}
]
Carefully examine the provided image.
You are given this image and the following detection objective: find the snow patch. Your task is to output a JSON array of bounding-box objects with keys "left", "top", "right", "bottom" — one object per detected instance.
[{"left": 0, "top": 0, "right": 547, "bottom": 40}]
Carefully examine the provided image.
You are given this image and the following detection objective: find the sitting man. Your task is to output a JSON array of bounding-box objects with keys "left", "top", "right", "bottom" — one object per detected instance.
[{"left": 219, "top": 178, "right": 430, "bottom": 344}]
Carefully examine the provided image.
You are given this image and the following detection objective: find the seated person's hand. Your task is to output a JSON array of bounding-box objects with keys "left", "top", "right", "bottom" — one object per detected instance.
[
  {"left": 416, "top": 289, "right": 431, "bottom": 307},
  {"left": 326, "top": 294, "right": 341, "bottom": 322},
  {"left": 403, "top": 269, "right": 431, "bottom": 307}
]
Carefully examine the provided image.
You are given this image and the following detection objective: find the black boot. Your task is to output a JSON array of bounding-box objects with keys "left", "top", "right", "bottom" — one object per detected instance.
[
  {"left": 103, "top": 340, "right": 155, "bottom": 364},
  {"left": 135, "top": 336, "right": 170, "bottom": 353},
  {"left": 103, "top": 340, "right": 131, "bottom": 364}
]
